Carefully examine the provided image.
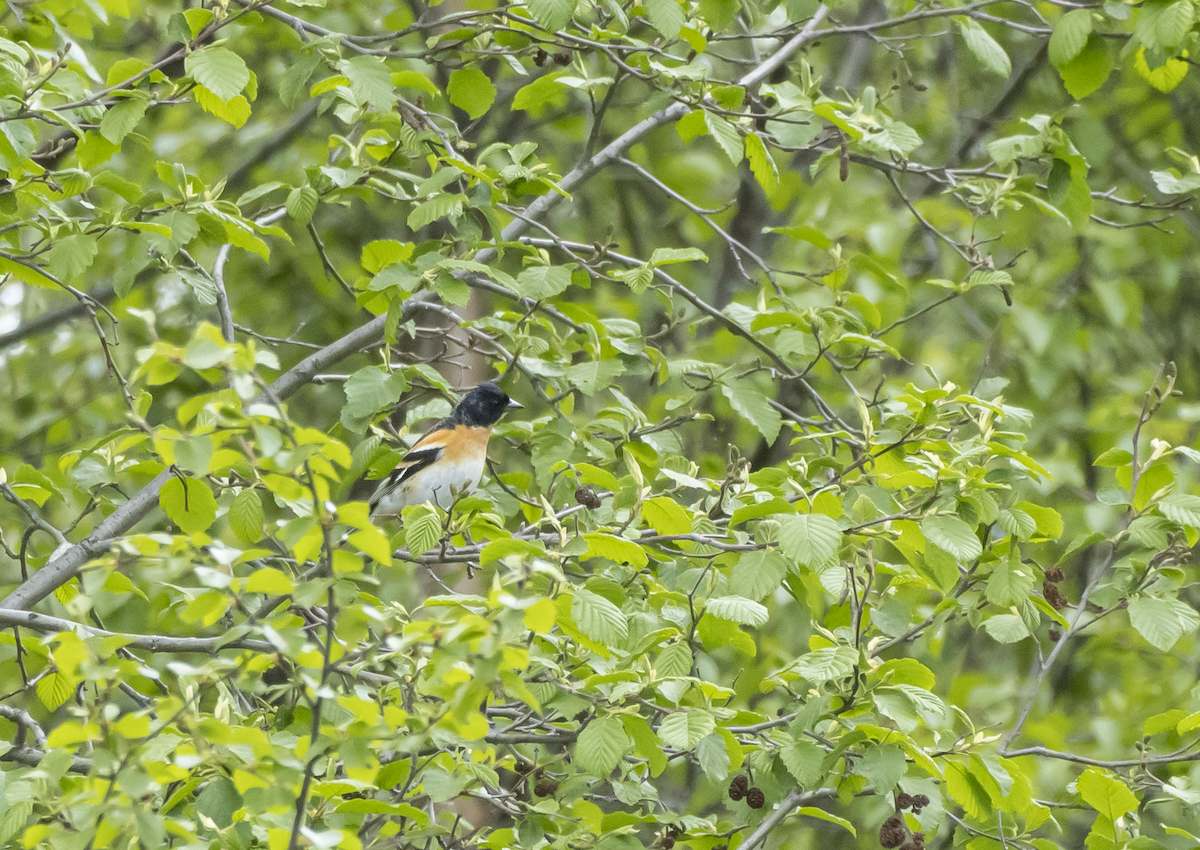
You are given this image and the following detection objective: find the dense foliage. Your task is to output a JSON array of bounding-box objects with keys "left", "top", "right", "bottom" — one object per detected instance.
[{"left": 3, "top": 0, "right": 1200, "bottom": 848}]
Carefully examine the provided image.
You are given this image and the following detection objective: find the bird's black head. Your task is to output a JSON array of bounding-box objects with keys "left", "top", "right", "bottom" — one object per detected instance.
[{"left": 452, "top": 381, "right": 521, "bottom": 427}]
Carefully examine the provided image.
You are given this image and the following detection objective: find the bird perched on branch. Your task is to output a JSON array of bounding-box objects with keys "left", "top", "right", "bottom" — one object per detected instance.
[{"left": 369, "top": 381, "right": 522, "bottom": 518}]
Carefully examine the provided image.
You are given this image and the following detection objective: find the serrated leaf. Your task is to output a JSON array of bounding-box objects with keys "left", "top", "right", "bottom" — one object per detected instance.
[
  {"left": 572, "top": 588, "right": 629, "bottom": 644},
  {"left": 100, "top": 95, "right": 148, "bottom": 144},
  {"left": 576, "top": 716, "right": 629, "bottom": 776},
  {"left": 1160, "top": 493, "right": 1200, "bottom": 527},
  {"left": 1058, "top": 36, "right": 1113, "bottom": 98},
  {"left": 794, "top": 645, "right": 857, "bottom": 683},
  {"left": 194, "top": 86, "right": 251, "bottom": 126},
  {"left": 1128, "top": 596, "right": 1199, "bottom": 650},
  {"left": 527, "top": 0, "right": 575, "bottom": 31},
  {"left": 721, "top": 381, "right": 782, "bottom": 443},
  {"left": 565, "top": 359, "right": 625, "bottom": 395},
  {"left": 407, "top": 193, "right": 464, "bottom": 230},
  {"left": 657, "top": 641, "right": 692, "bottom": 678},
  {"left": 958, "top": 18, "right": 1011, "bottom": 77},
  {"left": 403, "top": 505, "right": 441, "bottom": 556},
  {"left": 47, "top": 233, "right": 99, "bottom": 282},
  {"left": 986, "top": 559, "right": 1035, "bottom": 606},
  {"left": 447, "top": 68, "right": 497, "bottom": 119},
  {"left": 515, "top": 265, "right": 572, "bottom": 299},
  {"left": 342, "top": 367, "right": 407, "bottom": 423},
  {"left": 583, "top": 533, "right": 648, "bottom": 567},
  {"left": 1049, "top": 9, "right": 1093, "bottom": 66},
  {"left": 650, "top": 247, "right": 708, "bottom": 266},
  {"left": 745, "top": 131, "right": 779, "bottom": 192},
  {"left": 982, "top": 613, "right": 1029, "bottom": 644},
  {"left": 0, "top": 800, "right": 31, "bottom": 846},
  {"left": 857, "top": 744, "right": 907, "bottom": 795},
  {"left": 695, "top": 732, "right": 731, "bottom": 779},
  {"left": 921, "top": 514, "right": 982, "bottom": 562},
  {"left": 186, "top": 47, "right": 250, "bottom": 101},
  {"left": 645, "top": 0, "right": 685, "bottom": 38},
  {"left": 643, "top": 496, "right": 692, "bottom": 534},
  {"left": 997, "top": 508, "right": 1036, "bottom": 540},
  {"left": 160, "top": 476, "right": 218, "bottom": 534},
  {"left": 286, "top": 186, "right": 319, "bottom": 225},
  {"left": 230, "top": 489, "right": 264, "bottom": 542},
  {"left": 1077, "top": 767, "right": 1138, "bottom": 821},
  {"left": 658, "top": 709, "right": 716, "bottom": 748},
  {"left": 777, "top": 513, "right": 841, "bottom": 568},
  {"left": 731, "top": 550, "right": 788, "bottom": 601},
  {"left": 338, "top": 55, "right": 395, "bottom": 112},
  {"left": 704, "top": 595, "right": 768, "bottom": 627},
  {"left": 703, "top": 111, "right": 744, "bottom": 164},
  {"left": 781, "top": 739, "right": 825, "bottom": 787},
  {"left": 37, "top": 669, "right": 74, "bottom": 711}
]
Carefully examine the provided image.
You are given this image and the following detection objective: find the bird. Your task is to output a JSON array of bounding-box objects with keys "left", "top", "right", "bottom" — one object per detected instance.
[{"left": 368, "top": 381, "right": 522, "bottom": 518}]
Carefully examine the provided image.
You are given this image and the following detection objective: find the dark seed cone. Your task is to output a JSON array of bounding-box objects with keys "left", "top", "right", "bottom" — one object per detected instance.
[
  {"left": 746, "top": 787, "right": 765, "bottom": 809},
  {"left": 534, "top": 778, "right": 558, "bottom": 797},
  {"left": 575, "top": 486, "right": 602, "bottom": 509}
]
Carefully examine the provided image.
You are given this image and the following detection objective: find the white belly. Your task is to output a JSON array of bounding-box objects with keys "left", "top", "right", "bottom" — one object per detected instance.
[{"left": 373, "top": 456, "right": 485, "bottom": 516}]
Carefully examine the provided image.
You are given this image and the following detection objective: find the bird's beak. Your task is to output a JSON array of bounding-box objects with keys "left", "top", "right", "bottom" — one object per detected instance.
[{"left": 507, "top": 398, "right": 524, "bottom": 410}]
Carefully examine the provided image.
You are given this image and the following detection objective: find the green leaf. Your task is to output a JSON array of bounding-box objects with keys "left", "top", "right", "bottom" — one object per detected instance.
[
  {"left": 658, "top": 709, "right": 716, "bottom": 748},
  {"left": 245, "top": 568, "right": 293, "bottom": 595},
  {"left": 797, "top": 808, "right": 856, "bottom": 837},
  {"left": 342, "top": 367, "right": 408, "bottom": 430},
  {"left": 921, "top": 514, "right": 982, "bottom": 562},
  {"left": 0, "top": 801, "right": 32, "bottom": 847},
  {"left": 958, "top": 18, "right": 1011, "bottom": 77},
  {"left": 1159, "top": 493, "right": 1200, "bottom": 527},
  {"left": 1049, "top": 9, "right": 1093, "bottom": 67},
  {"left": 721, "top": 381, "right": 782, "bottom": 443},
  {"left": 565, "top": 359, "right": 625, "bottom": 395},
  {"left": 403, "top": 505, "right": 441, "bottom": 556},
  {"left": 657, "top": 641, "right": 692, "bottom": 678},
  {"left": 704, "top": 596, "right": 768, "bottom": 627},
  {"left": 512, "top": 73, "right": 567, "bottom": 111},
  {"left": 650, "top": 247, "right": 708, "bottom": 266},
  {"left": 781, "top": 739, "right": 825, "bottom": 787},
  {"left": 1077, "top": 767, "right": 1139, "bottom": 821},
  {"left": 1128, "top": 596, "right": 1200, "bottom": 650},
  {"left": 407, "top": 193, "right": 464, "bottom": 230},
  {"left": 160, "top": 476, "right": 218, "bottom": 534},
  {"left": 186, "top": 47, "right": 250, "bottom": 101},
  {"left": 745, "top": 131, "right": 779, "bottom": 192},
  {"left": 704, "top": 111, "right": 744, "bottom": 165},
  {"left": 645, "top": 0, "right": 685, "bottom": 38},
  {"left": 986, "top": 558, "right": 1035, "bottom": 607},
  {"left": 584, "top": 532, "right": 649, "bottom": 567},
  {"left": 997, "top": 508, "right": 1036, "bottom": 540},
  {"left": 576, "top": 716, "right": 630, "bottom": 777},
  {"left": 100, "top": 95, "right": 148, "bottom": 144},
  {"left": 731, "top": 550, "right": 788, "bottom": 601},
  {"left": 527, "top": 0, "right": 575, "bottom": 31},
  {"left": 777, "top": 513, "right": 841, "bottom": 568},
  {"left": 338, "top": 55, "right": 396, "bottom": 112},
  {"left": 794, "top": 645, "right": 857, "bottom": 683},
  {"left": 643, "top": 496, "right": 692, "bottom": 534},
  {"left": 47, "top": 233, "right": 99, "bottom": 282},
  {"left": 230, "top": 489, "right": 264, "bottom": 542},
  {"left": 983, "top": 613, "right": 1029, "bottom": 644},
  {"left": 515, "top": 265, "right": 572, "bottom": 299},
  {"left": 1058, "top": 36, "right": 1113, "bottom": 99},
  {"left": 286, "top": 186, "right": 319, "bottom": 226},
  {"left": 447, "top": 68, "right": 497, "bottom": 119},
  {"left": 572, "top": 588, "right": 629, "bottom": 644},
  {"left": 37, "top": 669, "right": 74, "bottom": 711},
  {"left": 857, "top": 744, "right": 907, "bottom": 795}
]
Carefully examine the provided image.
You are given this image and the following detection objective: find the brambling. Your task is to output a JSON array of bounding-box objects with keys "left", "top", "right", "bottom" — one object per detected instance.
[{"left": 369, "top": 381, "right": 521, "bottom": 518}]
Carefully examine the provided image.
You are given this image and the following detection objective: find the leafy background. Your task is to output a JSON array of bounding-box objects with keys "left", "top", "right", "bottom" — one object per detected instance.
[{"left": 1, "top": 0, "right": 1200, "bottom": 848}]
